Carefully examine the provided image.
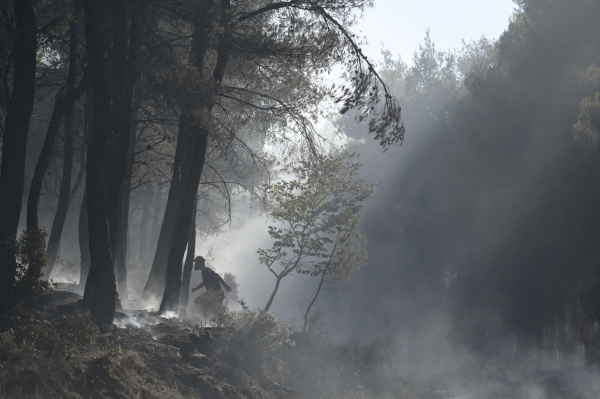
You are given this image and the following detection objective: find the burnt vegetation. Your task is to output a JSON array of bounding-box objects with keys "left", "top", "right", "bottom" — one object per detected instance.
[{"left": 3, "top": 0, "right": 600, "bottom": 397}]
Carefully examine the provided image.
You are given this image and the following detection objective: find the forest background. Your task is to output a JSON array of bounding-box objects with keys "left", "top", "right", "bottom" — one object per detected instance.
[{"left": 2, "top": 0, "right": 600, "bottom": 379}]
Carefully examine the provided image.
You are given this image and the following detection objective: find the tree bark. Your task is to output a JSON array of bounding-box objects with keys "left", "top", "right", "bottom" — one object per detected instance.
[
  {"left": 78, "top": 86, "right": 92, "bottom": 288},
  {"left": 159, "top": 0, "right": 231, "bottom": 313},
  {"left": 44, "top": 12, "right": 82, "bottom": 275},
  {"left": 145, "top": 0, "right": 226, "bottom": 306},
  {"left": 115, "top": 182, "right": 130, "bottom": 300},
  {"left": 44, "top": 106, "right": 76, "bottom": 278},
  {"left": 159, "top": 130, "right": 208, "bottom": 313},
  {"left": 83, "top": 0, "right": 117, "bottom": 325},
  {"left": 115, "top": 102, "right": 139, "bottom": 300},
  {"left": 25, "top": 11, "right": 88, "bottom": 232},
  {"left": 138, "top": 190, "right": 152, "bottom": 262},
  {"left": 0, "top": 0, "right": 37, "bottom": 319},
  {"left": 141, "top": 114, "right": 190, "bottom": 301},
  {"left": 79, "top": 186, "right": 91, "bottom": 286},
  {"left": 146, "top": 180, "right": 164, "bottom": 260},
  {"left": 179, "top": 203, "right": 197, "bottom": 316},
  {"left": 83, "top": 0, "right": 142, "bottom": 325}
]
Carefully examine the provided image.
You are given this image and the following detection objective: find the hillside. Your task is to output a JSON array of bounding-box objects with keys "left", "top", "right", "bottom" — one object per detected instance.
[
  {"left": 3, "top": 291, "right": 600, "bottom": 399},
  {"left": 0, "top": 291, "right": 403, "bottom": 399}
]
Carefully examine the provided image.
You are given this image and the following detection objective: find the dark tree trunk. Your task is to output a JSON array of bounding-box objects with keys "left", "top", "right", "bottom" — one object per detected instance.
[
  {"left": 179, "top": 204, "right": 197, "bottom": 316},
  {"left": 45, "top": 82, "right": 78, "bottom": 278},
  {"left": 146, "top": 180, "right": 164, "bottom": 260},
  {"left": 159, "top": 0, "right": 231, "bottom": 313},
  {"left": 83, "top": 0, "right": 117, "bottom": 325},
  {"left": 141, "top": 114, "right": 190, "bottom": 301},
  {"left": 79, "top": 86, "right": 92, "bottom": 288},
  {"left": 159, "top": 131, "right": 208, "bottom": 313},
  {"left": 138, "top": 191, "right": 152, "bottom": 262},
  {"left": 115, "top": 183, "right": 130, "bottom": 300},
  {"left": 114, "top": 103, "right": 139, "bottom": 300},
  {"left": 143, "top": 0, "right": 221, "bottom": 303},
  {"left": 0, "top": 0, "right": 37, "bottom": 318},
  {"left": 83, "top": 0, "right": 142, "bottom": 325},
  {"left": 26, "top": 2, "right": 87, "bottom": 231},
  {"left": 79, "top": 186, "right": 91, "bottom": 286},
  {"left": 105, "top": 0, "right": 132, "bottom": 259}
]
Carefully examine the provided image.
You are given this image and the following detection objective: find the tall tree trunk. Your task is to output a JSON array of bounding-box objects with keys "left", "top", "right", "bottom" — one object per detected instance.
[
  {"left": 138, "top": 191, "right": 152, "bottom": 262},
  {"left": 159, "top": 0, "right": 231, "bottom": 313},
  {"left": 79, "top": 86, "right": 92, "bottom": 288},
  {"left": 0, "top": 0, "right": 37, "bottom": 319},
  {"left": 144, "top": 0, "right": 224, "bottom": 304},
  {"left": 115, "top": 184, "right": 130, "bottom": 300},
  {"left": 83, "top": 0, "right": 117, "bottom": 326},
  {"left": 79, "top": 186, "right": 91, "bottom": 286},
  {"left": 146, "top": 180, "right": 164, "bottom": 260},
  {"left": 159, "top": 131, "right": 208, "bottom": 313},
  {"left": 114, "top": 103, "right": 139, "bottom": 300},
  {"left": 141, "top": 114, "right": 190, "bottom": 301},
  {"left": 179, "top": 203, "right": 197, "bottom": 316},
  {"left": 83, "top": 0, "right": 142, "bottom": 326},
  {"left": 44, "top": 101, "right": 77, "bottom": 278},
  {"left": 26, "top": 0, "right": 87, "bottom": 231}
]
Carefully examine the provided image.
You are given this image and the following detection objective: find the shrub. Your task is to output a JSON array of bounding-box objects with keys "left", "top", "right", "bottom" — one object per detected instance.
[
  {"left": 190, "top": 289, "right": 226, "bottom": 320},
  {"left": 14, "top": 229, "right": 53, "bottom": 301},
  {"left": 0, "top": 332, "right": 22, "bottom": 363},
  {"left": 212, "top": 300, "right": 294, "bottom": 355},
  {"left": 10, "top": 307, "right": 99, "bottom": 357}
]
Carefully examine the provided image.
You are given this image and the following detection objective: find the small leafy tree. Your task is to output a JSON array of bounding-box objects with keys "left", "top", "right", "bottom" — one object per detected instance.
[
  {"left": 258, "top": 152, "right": 375, "bottom": 313},
  {"left": 14, "top": 229, "right": 53, "bottom": 302},
  {"left": 300, "top": 206, "right": 367, "bottom": 333}
]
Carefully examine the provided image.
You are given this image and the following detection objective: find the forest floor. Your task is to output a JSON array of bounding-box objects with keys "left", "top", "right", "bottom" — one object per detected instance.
[{"left": 1, "top": 291, "right": 600, "bottom": 399}]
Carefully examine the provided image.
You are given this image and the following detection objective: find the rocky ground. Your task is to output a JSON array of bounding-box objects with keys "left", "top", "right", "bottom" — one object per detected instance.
[
  {"left": 2, "top": 291, "right": 600, "bottom": 399},
  {"left": 0, "top": 291, "right": 397, "bottom": 398}
]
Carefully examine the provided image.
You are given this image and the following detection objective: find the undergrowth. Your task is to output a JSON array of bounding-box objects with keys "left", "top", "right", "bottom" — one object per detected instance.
[
  {"left": 8, "top": 306, "right": 99, "bottom": 357},
  {"left": 212, "top": 300, "right": 294, "bottom": 355},
  {"left": 13, "top": 229, "right": 55, "bottom": 301}
]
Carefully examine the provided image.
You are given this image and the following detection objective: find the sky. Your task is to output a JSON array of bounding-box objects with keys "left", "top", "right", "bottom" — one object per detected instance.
[{"left": 356, "top": 0, "right": 516, "bottom": 65}]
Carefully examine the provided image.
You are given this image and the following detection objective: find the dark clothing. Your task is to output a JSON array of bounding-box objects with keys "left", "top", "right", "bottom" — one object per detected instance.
[{"left": 201, "top": 267, "right": 223, "bottom": 293}]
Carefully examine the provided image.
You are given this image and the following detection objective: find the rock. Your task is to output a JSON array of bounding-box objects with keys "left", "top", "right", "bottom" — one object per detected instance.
[{"left": 188, "top": 353, "right": 210, "bottom": 368}]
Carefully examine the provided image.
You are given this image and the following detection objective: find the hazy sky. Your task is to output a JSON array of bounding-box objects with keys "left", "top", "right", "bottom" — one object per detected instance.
[{"left": 356, "top": 0, "right": 516, "bottom": 64}]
